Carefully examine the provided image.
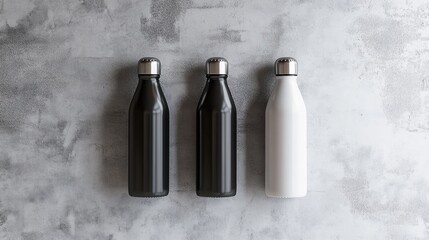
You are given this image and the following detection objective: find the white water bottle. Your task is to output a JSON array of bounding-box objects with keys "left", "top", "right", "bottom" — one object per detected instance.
[{"left": 265, "top": 57, "right": 307, "bottom": 198}]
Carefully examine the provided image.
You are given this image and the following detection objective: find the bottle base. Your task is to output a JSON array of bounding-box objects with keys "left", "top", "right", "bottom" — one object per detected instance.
[
  {"left": 129, "top": 190, "right": 169, "bottom": 198},
  {"left": 197, "top": 190, "right": 236, "bottom": 198},
  {"left": 265, "top": 191, "right": 307, "bottom": 198}
]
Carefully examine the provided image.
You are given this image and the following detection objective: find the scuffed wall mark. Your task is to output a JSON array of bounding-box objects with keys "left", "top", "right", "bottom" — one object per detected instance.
[
  {"left": 35, "top": 120, "right": 92, "bottom": 162},
  {"left": 209, "top": 27, "right": 244, "bottom": 43},
  {"left": 333, "top": 139, "right": 429, "bottom": 225},
  {"left": 140, "top": 0, "right": 190, "bottom": 43},
  {"left": 0, "top": 153, "right": 17, "bottom": 183},
  {"left": 338, "top": 146, "right": 379, "bottom": 214},
  {"left": 15, "top": 4, "right": 48, "bottom": 31},
  {"left": 386, "top": 73, "right": 429, "bottom": 132},
  {"left": 0, "top": 81, "right": 53, "bottom": 131},
  {"left": 269, "top": 16, "right": 284, "bottom": 53},
  {"left": 80, "top": 0, "right": 107, "bottom": 13},
  {"left": 0, "top": 4, "right": 48, "bottom": 40},
  {"left": 408, "top": 77, "right": 429, "bottom": 132},
  {"left": 0, "top": 211, "right": 6, "bottom": 226},
  {"left": 21, "top": 232, "right": 44, "bottom": 240},
  {"left": 58, "top": 223, "right": 69, "bottom": 234},
  {"left": 381, "top": 69, "right": 421, "bottom": 123},
  {"left": 0, "top": 3, "right": 49, "bottom": 46},
  {"left": 75, "top": 204, "right": 102, "bottom": 226},
  {"left": 65, "top": 120, "right": 93, "bottom": 154},
  {"left": 0, "top": 154, "right": 11, "bottom": 172},
  {"left": 26, "top": 184, "right": 52, "bottom": 203},
  {"left": 0, "top": 0, "right": 4, "bottom": 14},
  {"left": 108, "top": 200, "right": 141, "bottom": 232},
  {"left": 0, "top": 153, "right": 11, "bottom": 182},
  {"left": 58, "top": 206, "right": 75, "bottom": 236},
  {"left": 352, "top": 15, "right": 415, "bottom": 60},
  {"left": 190, "top": 1, "right": 227, "bottom": 9},
  {"left": 351, "top": 12, "right": 429, "bottom": 131},
  {"left": 0, "top": 3, "right": 69, "bottom": 132}
]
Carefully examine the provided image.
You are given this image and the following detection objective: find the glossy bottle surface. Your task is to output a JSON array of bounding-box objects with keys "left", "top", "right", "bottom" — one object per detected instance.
[
  {"left": 197, "top": 75, "right": 237, "bottom": 197},
  {"left": 265, "top": 75, "right": 307, "bottom": 198},
  {"left": 129, "top": 75, "right": 169, "bottom": 197}
]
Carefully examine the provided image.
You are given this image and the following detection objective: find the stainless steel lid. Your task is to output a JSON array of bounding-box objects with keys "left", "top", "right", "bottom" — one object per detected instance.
[
  {"left": 138, "top": 57, "right": 161, "bottom": 75},
  {"left": 206, "top": 57, "right": 228, "bottom": 75},
  {"left": 275, "top": 57, "right": 297, "bottom": 76}
]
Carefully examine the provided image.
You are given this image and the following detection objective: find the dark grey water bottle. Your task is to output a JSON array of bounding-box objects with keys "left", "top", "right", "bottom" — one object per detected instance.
[
  {"left": 129, "top": 58, "right": 169, "bottom": 197},
  {"left": 196, "top": 57, "right": 237, "bottom": 197}
]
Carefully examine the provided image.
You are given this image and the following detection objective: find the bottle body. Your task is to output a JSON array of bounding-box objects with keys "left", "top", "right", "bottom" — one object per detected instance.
[
  {"left": 129, "top": 75, "right": 169, "bottom": 197},
  {"left": 197, "top": 76, "right": 237, "bottom": 197},
  {"left": 265, "top": 75, "right": 307, "bottom": 198}
]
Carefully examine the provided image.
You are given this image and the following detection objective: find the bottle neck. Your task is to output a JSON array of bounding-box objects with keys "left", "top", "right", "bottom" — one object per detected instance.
[
  {"left": 276, "top": 75, "right": 297, "bottom": 81},
  {"left": 138, "top": 75, "right": 159, "bottom": 81},
  {"left": 275, "top": 75, "right": 298, "bottom": 91},
  {"left": 207, "top": 75, "right": 227, "bottom": 81}
]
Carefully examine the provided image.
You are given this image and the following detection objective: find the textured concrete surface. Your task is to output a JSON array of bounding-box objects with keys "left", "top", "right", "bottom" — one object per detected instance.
[{"left": 1, "top": 0, "right": 429, "bottom": 239}]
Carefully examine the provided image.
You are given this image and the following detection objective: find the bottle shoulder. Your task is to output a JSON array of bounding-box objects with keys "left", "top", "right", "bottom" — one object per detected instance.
[
  {"left": 266, "top": 86, "right": 306, "bottom": 113},
  {"left": 197, "top": 82, "right": 235, "bottom": 111},
  {"left": 129, "top": 82, "right": 168, "bottom": 112}
]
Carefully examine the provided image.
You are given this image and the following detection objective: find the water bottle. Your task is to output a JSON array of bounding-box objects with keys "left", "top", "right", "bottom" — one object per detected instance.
[
  {"left": 129, "top": 58, "right": 169, "bottom": 197},
  {"left": 197, "top": 57, "right": 237, "bottom": 197},
  {"left": 265, "top": 57, "right": 307, "bottom": 198}
]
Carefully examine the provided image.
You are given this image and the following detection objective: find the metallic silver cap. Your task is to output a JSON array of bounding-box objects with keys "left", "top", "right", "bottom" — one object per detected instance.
[
  {"left": 138, "top": 57, "right": 161, "bottom": 75},
  {"left": 206, "top": 57, "right": 228, "bottom": 75},
  {"left": 275, "top": 57, "right": 298, "bottom": 76}
]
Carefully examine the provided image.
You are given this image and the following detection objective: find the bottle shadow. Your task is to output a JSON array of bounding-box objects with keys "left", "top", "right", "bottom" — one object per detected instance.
[
  {"left": 174, "top": 64, "right": 205, "bottom": 193},
  {"left": 100, "top": 63, "right": 135, "bottom": 193},
  {"left": 243, "top": 64, "right": 274, "bottom": 194}
]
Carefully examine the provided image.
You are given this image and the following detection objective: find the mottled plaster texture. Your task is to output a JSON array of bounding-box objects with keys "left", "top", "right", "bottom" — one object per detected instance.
[{"left": 0, "top": 0, "right": 429, "bottom": 239}]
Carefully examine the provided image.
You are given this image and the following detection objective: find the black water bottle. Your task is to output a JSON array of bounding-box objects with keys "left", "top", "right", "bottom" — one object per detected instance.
[
  {"left": 197, "top": 57, "right": 237, "bottom": 197},
  {"left": 129, "top": 58, "right": 169, "bottom": 197}
]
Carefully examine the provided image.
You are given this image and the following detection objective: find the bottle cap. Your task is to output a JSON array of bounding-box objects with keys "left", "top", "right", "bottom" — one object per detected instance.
[
  {"left": 138, "top": 57, "right": 161, "bottom": 75},
  {"left": 206, "top": 57, "right": 228, "bottom": 75},
  {"left": 275, "top": 57, "right": 297, "bottom": 76}
]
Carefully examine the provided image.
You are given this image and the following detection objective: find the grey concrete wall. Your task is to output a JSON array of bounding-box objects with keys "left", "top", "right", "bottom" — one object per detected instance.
[{"left": 1, "top": 0, "right": 429, "bottom": 239}]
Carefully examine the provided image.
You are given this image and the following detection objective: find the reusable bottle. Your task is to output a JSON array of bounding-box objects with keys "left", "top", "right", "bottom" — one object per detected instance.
[
  {"left": 129, "top": 58, "right": 169, "bottom": 197},
  {"left": 197, "top": 57, "right": 237, "bottom": 197},
  {"left": 265, "top": 57, "right": 307, "bottom": 198}
]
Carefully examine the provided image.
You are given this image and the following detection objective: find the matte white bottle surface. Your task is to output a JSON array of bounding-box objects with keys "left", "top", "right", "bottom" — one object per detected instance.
[{"left": 265, "top": 73, "right": 307, "bottom": 198}]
